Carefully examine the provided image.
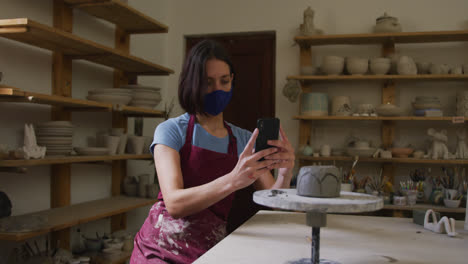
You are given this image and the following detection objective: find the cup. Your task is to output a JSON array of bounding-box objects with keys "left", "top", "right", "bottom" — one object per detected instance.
[
  {"left": 128, "top": 135, "right": 145, "bottom": 155},
  {"left": 406, "top": 190, "right": 417, "bottom": 206},
  {"left": 320, "top": 144, "right": 331, "bottom": 157},
  {"left": 104, "top": 135, "right": 120, "bottom": 155}
]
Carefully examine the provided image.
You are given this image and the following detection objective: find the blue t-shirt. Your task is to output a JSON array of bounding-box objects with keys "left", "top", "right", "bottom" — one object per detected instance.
[{"left": 150, "top": 113, "right": 252, "bottom": 156}]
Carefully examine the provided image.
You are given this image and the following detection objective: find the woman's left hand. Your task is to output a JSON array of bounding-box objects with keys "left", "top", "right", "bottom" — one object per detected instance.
[{"left": 263, "top": 125, "right": 295, "bottom": 177}]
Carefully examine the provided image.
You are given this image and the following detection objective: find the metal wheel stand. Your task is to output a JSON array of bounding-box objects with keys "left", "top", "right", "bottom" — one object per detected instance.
[{"left": 288, "top": 211, "right": 340, "bottom": 264}]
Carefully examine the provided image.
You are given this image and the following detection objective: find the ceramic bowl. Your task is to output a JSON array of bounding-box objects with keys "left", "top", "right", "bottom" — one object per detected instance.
[
  {"left": 376, "top": 103, "right": 403, "bottom": 116},
  {"left": 300, "top": 65, "right": 317, "bottom": 75},
  {"left": 346, "top": 57, "right": 368, "bottom": 75},
  {"left": 443, "top": 199, "right": 461, "bottom": 208},
  {"left": 370, "top": 58, "right": 391, "bottom": 75},
  {"left": 322, "top": 56, "right": 344, "bottom": 75},
  {"left": 391, "top": 148, "right": 414, "bottom": 158},
  {"left": 346, "top": 147, "right": 377, "bottom": 158}
]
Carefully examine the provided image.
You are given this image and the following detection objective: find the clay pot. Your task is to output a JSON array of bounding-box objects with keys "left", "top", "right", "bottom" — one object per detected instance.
[
  {"left": 296, "top": 166, "right": 341, "bottom": 198},
  {"left": 346, "top": 57, "right": 368, "bottom": 75},
  {"left": 104, "top": 135, "right": 120, "bottom": 155},
  {"left": 301, "top": 93, "right": 328, "bottom": 116},
  {"left": 374, "top": 13, "right": 402, "bottom": 33},
  {"left": 331, "top": 96, "right": 352, "bottom": 116},
  {"left": 370, "top": 58, "right": 391, "bottom": 75},
  {"left": 397, "top": 56, "right": 417, "bottom": 75},
  {"left": 128, "top": 135, "right": 145, "bottom": 154},
  {"left": 322, "top": 56, "right": 345, "bottom": 75}
]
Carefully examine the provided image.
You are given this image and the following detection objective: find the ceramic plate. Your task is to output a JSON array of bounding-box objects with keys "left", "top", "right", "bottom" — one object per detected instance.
[
  {"left": 37, "top": 121, "right": 73, "bottom": 128},
  {"left": 132, "top": 91, "right": 162, "bottom": 100},
  {"left": 87, "top": 94, "right": 132, "bottom": 105},
  {"left": 74, "top": 147, "right": 109, "bottom": 156},
  {"left": 121, "top": 84, "right": 161, "bottom": 92},
  {"left": 346, "top": 147, "right": 377, "bottom": 158}
]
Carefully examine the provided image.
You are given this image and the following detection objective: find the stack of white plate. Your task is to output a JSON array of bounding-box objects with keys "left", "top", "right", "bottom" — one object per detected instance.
[
  {"left": 121, "top": 85, "right": 162, "bottom": 109},
  {"left": 86, "top": 88, "right": 133, "bottom": 105},
  {"left": 36, "top": 121, "right": 73, "bottom": 156}
]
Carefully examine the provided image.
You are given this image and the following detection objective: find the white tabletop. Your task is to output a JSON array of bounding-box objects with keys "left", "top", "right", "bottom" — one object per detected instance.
[{"left": 194, "top": 211, "right": 468, "bottom": 264}]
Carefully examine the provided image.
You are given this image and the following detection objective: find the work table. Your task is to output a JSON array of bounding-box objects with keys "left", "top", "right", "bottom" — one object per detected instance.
[{"left": 194, "top": 211, "right": 468, "bottom": 264}]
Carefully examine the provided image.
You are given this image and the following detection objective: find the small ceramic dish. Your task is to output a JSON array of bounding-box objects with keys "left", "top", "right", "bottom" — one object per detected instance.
[
  {"left": 391, "top": 148, "right": 414, "bottom": 158},
  {"left": 443, "top": 199, "right": 461, "bottom": 208}
]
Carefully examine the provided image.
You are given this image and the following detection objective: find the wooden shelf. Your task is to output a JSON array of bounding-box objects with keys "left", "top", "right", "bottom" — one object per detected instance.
[
  {"left": 288, "top": 74, "right": 468, "bottom": 82},
  {"left": 0, "top": 196, "right": 157, "bottom": 242},
  {"left": 64, "top": 0, "right": 168, "bottom": 34},
  {"left": 293, "top": 115, "right": 466, "bottom": 121},
  {"left": 0, "top": 86, "right": 165, "bottom": 117},
  {"left": 116, "top": 105, "right": 164, "bottom": 118},
  {"left": 383, "top": 204, "right": 465, "bottom": 213},
  {"left": 295, "top": 30, "right": 468, "bottom": 46},
  {"left": 0, "top": 18, "right": 174, "bottom": 75},
  {"left": 0, "top": 85, "right": 112, "bottom": 111},
  {"left": 299, "top": 155, "right": 468, "bottom": 165},
  {"left": 0, "top": 154, "right": 152, "bottom": 167}
]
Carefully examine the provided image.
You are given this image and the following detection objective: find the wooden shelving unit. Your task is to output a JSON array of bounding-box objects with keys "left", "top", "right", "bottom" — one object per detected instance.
[
  {"left": 0, "top": 2, "right": 171, "bottom": 260},
  {"left": 299, "top": 155, "right": 468, "bottom": 165},
  {"left": 0, "top": 196, "right": 157, "bottom": 242},
  {"left": 0, "top": 18, "right": 174, "bottom": 75},
  {"left": 0, "top": 154, "right": 152, "bottom": 167},
  {"left": 294, "top": 115, "right": 467, "bottom": 121},
  {"left": 0, "top": 86, "right": 165, "bottom": 117},
  {"left": 294, "top": 30, "right": 468, "bottom": 217},
  {"left": 63, "top": 0, "right": 168, "bottom": 34}
]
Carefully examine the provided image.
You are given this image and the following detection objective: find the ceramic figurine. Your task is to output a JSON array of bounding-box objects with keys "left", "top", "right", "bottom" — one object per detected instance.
[
  {"left": 282, "top": 79, "right": 301, "bottom": 103},
  {"left": 21, "top": 124, "right": 46, "bottom": 159},
  {"left": 373, "top": 12, "right": 402, "bottom": 33},
  {"left": 424, "top": 209, "right": 457, "bottom": 237},
  {"left": 455, "top": 128, "right": 468, "bottom": 159},
  {"left": 427, "top": 128, "right": 449, "bottom": 159},
  {"left": 299, "top": 7, "right": 323, "bottom": 36}
]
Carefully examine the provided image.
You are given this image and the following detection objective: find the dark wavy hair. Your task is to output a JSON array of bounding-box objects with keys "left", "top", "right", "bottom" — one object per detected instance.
[{"left": 178, "top": 39, "right": 235, "bottom": 115}]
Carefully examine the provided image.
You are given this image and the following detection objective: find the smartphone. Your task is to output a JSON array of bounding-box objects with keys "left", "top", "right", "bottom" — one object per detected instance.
[{"left": 255, "top": 118, "right": 280, "bottom": 156}]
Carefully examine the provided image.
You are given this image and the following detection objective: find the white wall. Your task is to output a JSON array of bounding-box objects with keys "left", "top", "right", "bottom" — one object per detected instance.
[{"left": 1, "top": 0, "right": 468, "bottom": 259}]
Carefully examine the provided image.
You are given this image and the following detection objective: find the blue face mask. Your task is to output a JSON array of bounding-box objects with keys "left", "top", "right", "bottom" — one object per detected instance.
[{"left": 204, "top": 86, "right": 233, "bottom": 116}]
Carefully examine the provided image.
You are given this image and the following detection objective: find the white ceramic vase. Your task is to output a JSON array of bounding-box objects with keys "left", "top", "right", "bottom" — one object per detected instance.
[{"left": 128, "top": 135, "right": 145, "bottom": 155}]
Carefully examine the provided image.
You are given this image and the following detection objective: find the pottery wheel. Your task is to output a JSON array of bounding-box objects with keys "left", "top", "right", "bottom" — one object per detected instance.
[
  {"left": 253, "top": 189, "right": 383, "bottom": 264},
  {"left": 253, "top": 189, "right": 383, "bottom": 213}
]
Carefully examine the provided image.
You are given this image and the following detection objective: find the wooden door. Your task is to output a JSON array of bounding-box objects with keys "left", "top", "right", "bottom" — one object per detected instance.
[
  {"left": 186, "top": 33, "right": 276, "bottom": 232},
  {"left": 185, "top": 32, "right": 275, "bottom": 131}
]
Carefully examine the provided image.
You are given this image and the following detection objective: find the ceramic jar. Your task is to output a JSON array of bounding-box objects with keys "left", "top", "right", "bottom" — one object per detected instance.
[
  {"left": 320, "top": 144, "right": 331, "bottom": 157},
  {"left": 397, "top": 56, "right": 417, "bottom": 75},
  {"left": 370, "top": 57, "right": 391, "bottom": 75},
  {"left": 300, "top": 65, "right": 317, "bottom": 75},
  {"left": 331, "top": 96, "right": 352, "bottom": 116},
  {"left": 374, "top": 12, "right": 402, "bottom": 33},
  {"left": 301, "top": 93, "right": 328, "bottom": 116},
  {"left": 346, "top": 57, "right": 368, "bottom": 75},
  {"left": 296, "top": 165, "right": 341, "bottom": 198},
  {"left": 416, "top": 61, "right": 431, "bottom": 74},
  {"left": 322, "top": 56, "right": 345, "bottom": 75},
  {"left": 456, "top": 91, "right": 468, "bottom": 116}
]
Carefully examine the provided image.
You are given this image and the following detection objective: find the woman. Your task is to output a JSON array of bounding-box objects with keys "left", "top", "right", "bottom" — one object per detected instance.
[{"left": 131, "top": 40, "right": 295, "bottom": 264}]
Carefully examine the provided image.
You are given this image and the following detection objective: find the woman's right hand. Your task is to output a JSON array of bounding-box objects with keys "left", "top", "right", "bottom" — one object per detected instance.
[{"left": 228, "top": 128, "right": 278, "bottom": 190}]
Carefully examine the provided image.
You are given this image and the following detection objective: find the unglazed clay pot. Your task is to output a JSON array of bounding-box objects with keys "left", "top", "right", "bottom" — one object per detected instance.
[
  {"left": 296, "top": 165, "right": 341, "bottom": 198},
  {"left": 346, "top": 57, "right": 368, "bottom": 75},
  {"left": 322, "top": 56, "right": 345, "bottom": 75},
  {"left": 370, "top": 57, "right": 391, "bottom": 75}
]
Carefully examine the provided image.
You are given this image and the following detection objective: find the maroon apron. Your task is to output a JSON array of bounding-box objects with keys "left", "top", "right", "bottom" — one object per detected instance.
[{"left": 131, "top": 115, "right": 238, "bottom": 264}]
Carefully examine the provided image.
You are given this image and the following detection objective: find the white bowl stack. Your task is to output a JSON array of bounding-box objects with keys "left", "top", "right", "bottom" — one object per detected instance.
[
  {"left": 36, "top": 121, "right": 73, "bottom": 156},
  {"left": 122, "top": 85, "right": 162, "bottom": 109},
  {"left": 86, "top": 88, "right": 133, "bottom": 105}
]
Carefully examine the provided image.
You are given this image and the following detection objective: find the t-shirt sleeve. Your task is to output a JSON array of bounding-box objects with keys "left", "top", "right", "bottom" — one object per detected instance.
[
  {"left": 232, "top": 126, "right": 252, "bottom": 156},
  {"left": 150, "top": 119, "right": 184, "bottom": 154}
]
